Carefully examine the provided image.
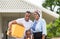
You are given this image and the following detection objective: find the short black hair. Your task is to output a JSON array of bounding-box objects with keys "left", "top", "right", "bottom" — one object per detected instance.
[
  {"left": 26, "top": 11, "right": 31, "bottom": 14},
  {"left": 25, "top": 30, "right": 31, "bottom": 34}
]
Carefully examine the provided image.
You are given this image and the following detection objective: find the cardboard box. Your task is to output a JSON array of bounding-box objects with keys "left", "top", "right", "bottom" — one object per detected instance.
[{"left": 7, "top": 24, "right": 25, "bottom": 38}]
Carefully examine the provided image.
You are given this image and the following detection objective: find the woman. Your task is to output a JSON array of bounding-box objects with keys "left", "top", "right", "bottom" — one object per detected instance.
[{"left": 31, "top": 10, "right": 47, "bottom": 39}]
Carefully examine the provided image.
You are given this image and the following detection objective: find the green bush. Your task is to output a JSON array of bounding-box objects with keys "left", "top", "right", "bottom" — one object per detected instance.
[{"left": 47, "top": 18, "right": 60, "bottom": 38}]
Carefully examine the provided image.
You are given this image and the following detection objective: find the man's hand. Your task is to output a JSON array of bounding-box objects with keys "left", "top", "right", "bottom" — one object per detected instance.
[
  {"left": 7, "top": 28, "right": 12, "bottom": 36},
  {"left": 8, "top": 20, "right": 17, "bottom": 36}
]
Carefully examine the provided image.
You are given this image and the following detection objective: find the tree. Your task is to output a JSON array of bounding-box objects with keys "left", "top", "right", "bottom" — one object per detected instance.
[{"left": 42, "top": 0, "right": 60, "bottom": 14}]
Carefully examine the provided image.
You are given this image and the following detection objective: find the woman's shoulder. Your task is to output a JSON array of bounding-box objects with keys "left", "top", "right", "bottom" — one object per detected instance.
[
  {"left": 40, "top": 18, "right": 46, "bottom": 24},
  {"left": 41, "top": 18, "right": 46, "bottom": 22}
]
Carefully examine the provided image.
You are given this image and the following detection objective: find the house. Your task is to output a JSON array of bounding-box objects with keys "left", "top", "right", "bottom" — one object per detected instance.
[{"left": 0, "top": 0, "right": 59, "bottom": 39}]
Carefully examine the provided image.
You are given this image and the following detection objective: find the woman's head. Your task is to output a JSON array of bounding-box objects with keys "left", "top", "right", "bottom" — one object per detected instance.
[{"left": 33, "top": 10, "right": 40, "bottom": 20}]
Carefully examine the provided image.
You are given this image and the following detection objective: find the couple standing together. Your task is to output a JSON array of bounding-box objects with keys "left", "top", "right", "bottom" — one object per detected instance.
[{"left": 8, "top": 10, "right": 47, "bottom": 39}]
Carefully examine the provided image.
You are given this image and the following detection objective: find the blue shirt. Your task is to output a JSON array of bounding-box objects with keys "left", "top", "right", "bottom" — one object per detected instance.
[{"left": 31, "top": 18, "right": 47, "bottom": 35}]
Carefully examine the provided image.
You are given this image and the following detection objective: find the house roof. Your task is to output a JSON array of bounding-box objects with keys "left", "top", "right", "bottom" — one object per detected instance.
[
  {"left": 0, "top": 0, "right": 59, "bottom": 18},
  {"left": 24, "top": 0, "right": 59, "bottom": 18},
  {"left": 0, "top": 0, "right": 38, "bottom": 12}
]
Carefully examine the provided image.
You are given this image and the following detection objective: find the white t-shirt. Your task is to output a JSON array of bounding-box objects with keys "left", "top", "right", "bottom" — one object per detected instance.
[{"left": 16, "top": 18, "right": 33, "bottom": 39}]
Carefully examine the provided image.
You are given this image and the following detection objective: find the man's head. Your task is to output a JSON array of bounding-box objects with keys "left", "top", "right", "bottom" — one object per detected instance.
[{"left": 25, "top": 11, "right": 31, "bottom": 21}]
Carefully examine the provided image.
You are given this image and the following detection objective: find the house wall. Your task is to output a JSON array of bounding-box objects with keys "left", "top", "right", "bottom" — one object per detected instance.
[
  {"left": 1, "top": 13, "right": 25, "bottom": 39},
  {"left": 0, "top": 14, "right": 2, "bottom": 39},
  {"left": 0, "top": 12, "right": 57, "bottom": 39},
  {"left": 42, "top": 12, "right": 56, "bottom": 24}
]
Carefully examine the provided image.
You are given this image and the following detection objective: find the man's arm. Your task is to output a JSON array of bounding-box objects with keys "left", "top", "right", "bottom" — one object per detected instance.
[
  {"left": 8, "top": 20, "right": 24, "bottom": 30},
  {"left": 8, "top": 20, "right": 24, "bottom": 35},
  {"left": 7, "top": 20, "right": 17, "bottom": 35},
  {"left": 8, "top": 20, "right": 17, "bottom": 30}
]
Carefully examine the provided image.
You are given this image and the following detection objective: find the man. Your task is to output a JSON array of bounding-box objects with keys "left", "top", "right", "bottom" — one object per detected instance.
[{"left": 8, "top": 11, "right": 33, "bottom": 39}]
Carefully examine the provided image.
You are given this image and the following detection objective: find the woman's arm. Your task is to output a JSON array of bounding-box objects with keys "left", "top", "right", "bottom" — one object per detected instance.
[
  {"left": 42, "top": 35, "right": 45, "bottom": 39},
  {"left": 42, "top": 19, "right": 47, "bottom": 39}
]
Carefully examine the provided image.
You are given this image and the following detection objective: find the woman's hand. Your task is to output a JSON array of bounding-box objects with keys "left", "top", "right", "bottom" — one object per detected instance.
[{"left": 42, "top": 35, "right": 45, "bottom": 39}]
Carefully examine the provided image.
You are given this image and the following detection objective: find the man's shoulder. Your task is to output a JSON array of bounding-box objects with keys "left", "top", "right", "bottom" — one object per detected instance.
[
  {"left": 16, "top": 18, "right": 24, "bottom": 22},
  {"left": 29, "top": 20, "right": 33, "bottom": 23},
  {"left": 17, "top": 18, "right": 24, "bottom": 20}
]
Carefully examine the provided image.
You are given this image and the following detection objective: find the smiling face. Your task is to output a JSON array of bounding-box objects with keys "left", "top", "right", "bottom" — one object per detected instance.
[
  {"left": 33, "top": 12, "right": 40, "bottom": 20},
  {"left": 25, "top": 11, "right": 31, "bottom": 21}
]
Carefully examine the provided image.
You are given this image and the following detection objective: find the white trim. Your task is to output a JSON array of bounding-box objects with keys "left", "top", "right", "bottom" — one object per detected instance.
[
  {"left": 0, "top": 9, "right": 34, "bottom": 13},
  {"left": 40, "top": 7, "right": 59, "bottom": 18}
]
